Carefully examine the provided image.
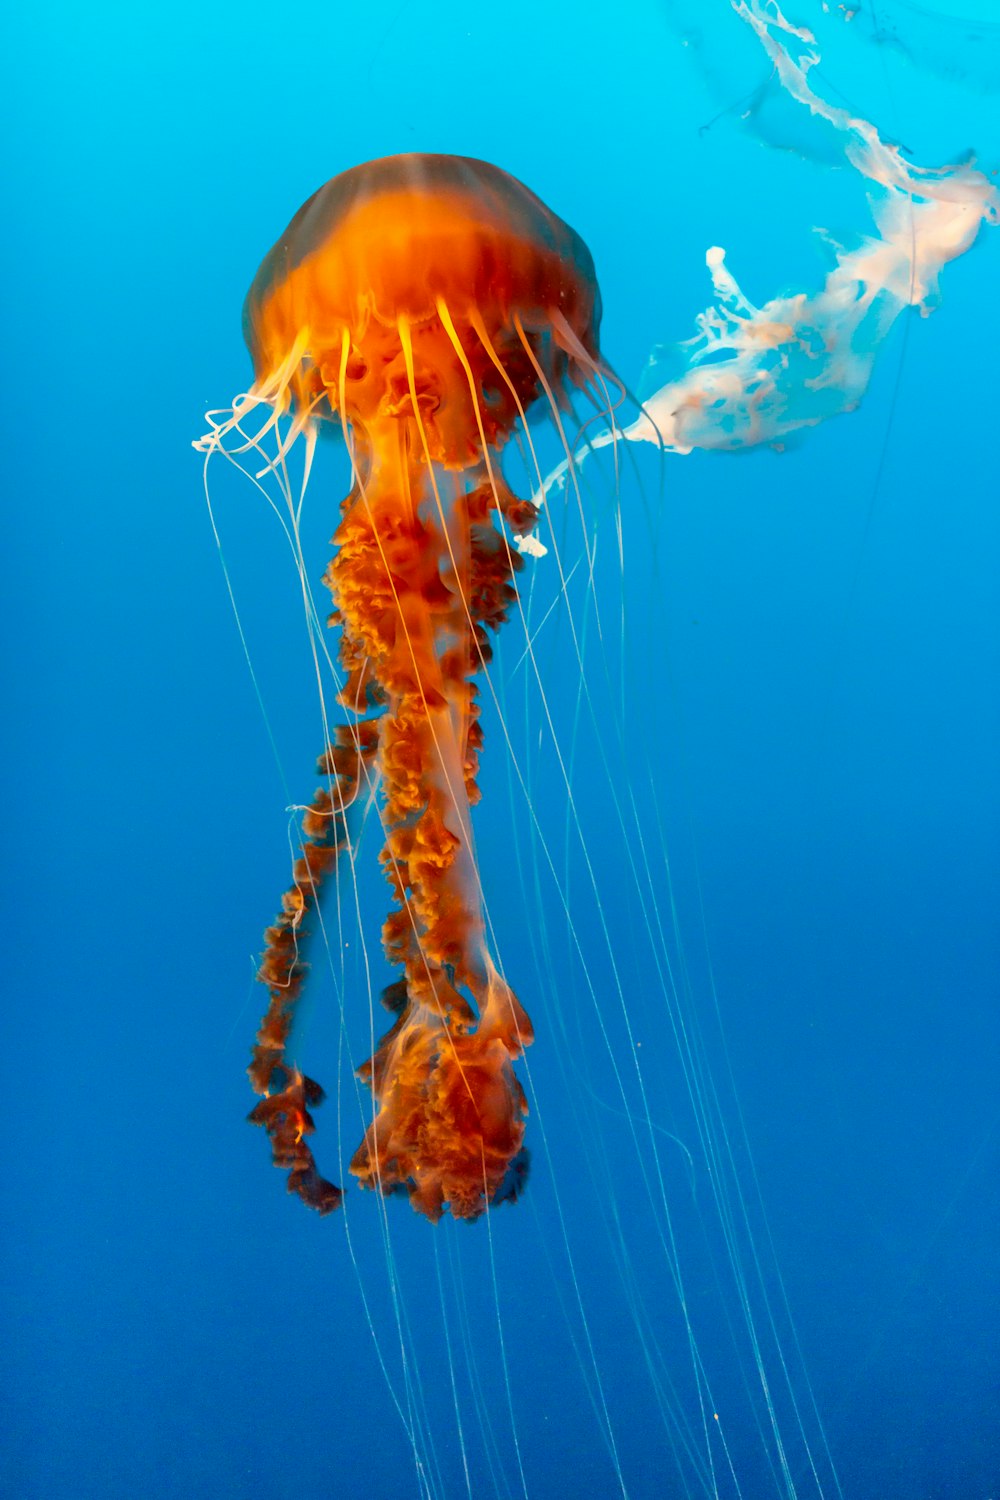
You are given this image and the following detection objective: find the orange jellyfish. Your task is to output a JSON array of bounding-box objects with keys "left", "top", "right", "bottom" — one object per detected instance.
[{"left": 229, "top": 154, "right": 605, "bottom": 1221}]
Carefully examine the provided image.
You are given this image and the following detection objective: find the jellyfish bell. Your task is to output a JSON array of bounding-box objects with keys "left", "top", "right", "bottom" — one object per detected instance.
[
  {"left": 202, "top": 153, "right": 610, "bottom": 1222},
  {"left": 241, "top": 152, "right": 602, "bottom": 460}
]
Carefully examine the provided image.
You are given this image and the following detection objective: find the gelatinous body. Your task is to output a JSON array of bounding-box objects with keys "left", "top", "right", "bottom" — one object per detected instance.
[
  {"left": 536, "top": 0, "right": 997, "bottom": 504},
  {"left": 236, "top": 155, "right": 603, "bottom": 1220}
]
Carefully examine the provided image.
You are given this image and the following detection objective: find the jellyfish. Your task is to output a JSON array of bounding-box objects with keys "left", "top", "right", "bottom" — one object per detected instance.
[
  {"left": 535, "top": 0, "right": 998, "bottom": 503},
  {"left": 203, "top": 155, "right": 605, "bottom": 1221}
]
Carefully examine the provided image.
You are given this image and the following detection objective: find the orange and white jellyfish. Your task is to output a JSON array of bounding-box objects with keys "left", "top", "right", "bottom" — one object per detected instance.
[{"left": 201, "top": 154, "right": 607, "bottom": 1221}]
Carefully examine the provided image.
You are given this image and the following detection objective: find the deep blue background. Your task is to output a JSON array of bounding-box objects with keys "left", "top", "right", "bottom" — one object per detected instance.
[{"left": 4, "top": 2, "right": 997, "bottom": 1497}]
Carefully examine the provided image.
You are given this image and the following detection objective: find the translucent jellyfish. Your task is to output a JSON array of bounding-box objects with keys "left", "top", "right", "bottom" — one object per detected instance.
[{"left": 538, "top": 0, "right": 998, "bottom": 493}]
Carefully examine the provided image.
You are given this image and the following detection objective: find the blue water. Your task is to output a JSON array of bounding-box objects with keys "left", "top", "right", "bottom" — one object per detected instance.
[{"left": 4, "top": 3, "right": 998, "bottom": 1498}]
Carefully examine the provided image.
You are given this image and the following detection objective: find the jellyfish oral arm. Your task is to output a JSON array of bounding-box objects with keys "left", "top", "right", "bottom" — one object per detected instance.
[
  {"left": 325, "top": 420, "right": 533, "bottom": 1221},
  {"left": 248, "top": 725, "right": 379, "bottom": 1216}
]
